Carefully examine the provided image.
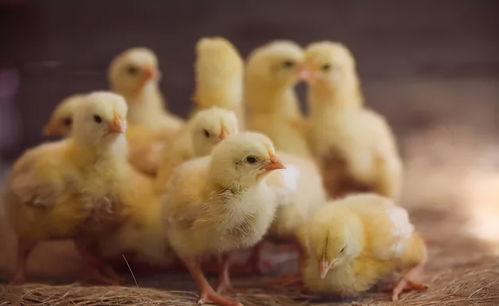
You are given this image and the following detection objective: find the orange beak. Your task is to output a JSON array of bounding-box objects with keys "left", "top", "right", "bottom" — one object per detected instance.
[
  {"left": 264, "top": 155, "right": 285, "bottom": 172},
  {"left": 298, "top": 63, "right": 314, "bottom": 80},
  {"left": 43, "top": 121, "right": 60, "bottom": 136},
  {"left": 142, "top": 66, "right": 158, "bottom": 81},
  {"left": 217, "top": 127, "right": 229, "bottom": 141},
  {"left": 319, "top": 258, "right": 333, "bottom": 279},
  {"left": 108, "top": 115, "right": 127, "bottom": 134}
]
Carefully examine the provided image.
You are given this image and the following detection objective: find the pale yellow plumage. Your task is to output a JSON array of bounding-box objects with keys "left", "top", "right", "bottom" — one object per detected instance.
[
  {"left": 304, "top": 41, "right": 402, "bottom": 199},
  {"left": 6, "top": 92, "right": 131, "bottom": 283},
  {"left": 162, "top": 132, "right": 284, "bottom": 305},
  {"left": 298, "top": 193, "right": 427, "bottom": 300},
  {"left": 43, "top": 94, "right": 84, "bottom": 137},
  {"left": 245, "top": 40, "right": 311, "bottom": 157},
  {"left": 108, "top": 47, "right": 184, "bottom": 132},
  {"left": 192, "top": 37, "right": 244, "bottom": 126},
  {"left": 156, "top": 107, "right": 238, "bottom": 191}
]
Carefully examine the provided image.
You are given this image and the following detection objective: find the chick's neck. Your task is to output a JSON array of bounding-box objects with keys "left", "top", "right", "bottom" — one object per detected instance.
[
  {"left": 67, "top": 136, "right": 128, "bottom": 171},
  {"left": 194, "top": 77, "right": 243, "bottom": 111},
  {"left": 308, "top": 78, "right": 364, "bottom": 117},
  {"left": 246, "top": 80, "right": 303, "bottom": 119},
  {"left": 116, "top": 82, "right": 167, "bottom": 124}
]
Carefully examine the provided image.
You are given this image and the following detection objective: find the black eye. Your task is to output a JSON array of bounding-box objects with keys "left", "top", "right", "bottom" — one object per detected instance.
[
  {"left": 282, "top": 60, "right": 295, "bottom": 68},
  {"left": 321, "top": 63, "right": 331, "bottom": 71},
  {"left": 339, "top": 246, "right": 346, "bottom": 253},
  {"left": 93, "top": 115, "right": 102, "bottom": 123},
  {"left": 246, "top": 156, "right": 257, "bottom": 164},
  {"left": 203, "top": 129, "right": 210, "bottom": 138},
  {"left": 126, "top": 65, "right": 139, "bottom": 75},
  {"left": 62, "top": 117, "right": 72, "bottom": 127}
]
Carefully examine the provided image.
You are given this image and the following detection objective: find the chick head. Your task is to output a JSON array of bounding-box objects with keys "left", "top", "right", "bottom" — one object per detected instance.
[
  {"left": 209, "top": 132, "right": 285, "bottom": 190},
  {"left": 189, "top": 107, "right": 239, "bottom": 156},
  {"left": 72, "top": 91, "right": 128, "bottom": 146},
  {"left": 302, "top": 41, "right": 356, "bottom": 88},
  {"left": 108, "top": 47, "right": 160, "bottom": 95},
  {"left": 246, "top": 40, "right": 304, "bottom": 87},
  {"left": 43, "top": 94, "right": 83, "bottom": 137},
  {"left": 306, "top": 205, "right": 363, "bottom": 279}
]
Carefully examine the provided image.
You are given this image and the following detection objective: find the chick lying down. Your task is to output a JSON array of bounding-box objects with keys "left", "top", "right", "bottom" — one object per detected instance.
[{"left": 298, "top": 193, "right": 427, "bottom": 301}]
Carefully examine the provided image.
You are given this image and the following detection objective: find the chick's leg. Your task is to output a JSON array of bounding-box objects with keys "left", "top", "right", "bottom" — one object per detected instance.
[
  {"left": 392, "top": 263, "right": 427, "bottom": 301},
  {"left": 74, "top": 240, "right": 121, "bottom": 285},
  {"left": 11, "top": 238, "right": 36, "bottom": 284},
  {"left": 246, "top": 240, "right": 271, "bottom": 274},
  {"left": 182, "top": 257, "right": 242, "bottom": 306},
  {"left": 217, "top": 253, "right": 247, "bottom": 294}
]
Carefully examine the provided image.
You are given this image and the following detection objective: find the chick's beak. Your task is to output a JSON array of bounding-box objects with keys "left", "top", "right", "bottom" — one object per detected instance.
[
  {"left": 264, "top": 155, "right": 285, "bottom": 172},
  {"left": 142, "top": 66, "right": 158, "bottom": 81},
  {"left": 218, "top": 127, "right": 229, "bottom": 141},
  {"left": 43, "top": 121, "right": 62, "bottom": 136},
  {"left": 108, "top": 115, "right": 127, "bottom": 134},
  {"left": 298, "top": 63, "right": 313, "bottom": 80},
  {"left": 319, "top": 257, "right": 333, "bottom": 279}
]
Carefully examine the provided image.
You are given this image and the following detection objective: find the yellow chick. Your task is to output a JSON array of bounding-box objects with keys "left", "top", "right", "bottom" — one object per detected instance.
[
  {"left": 192, "top": 37, "right": 244, "bottom": 126},
  {"left": 108, "top": 47, "right": 184, "bottom": 133},
  {"left": 156, "top": 107, "right": 238, "bottom": 191},
  {"left": 245, "top": 40, "right": 312, "bottom": 157},
  {"left": 297, "top": 193, "right": 427, "bottom": 301},
  {"left": 162, "top": 132, "right": 284, "bottom": 306},
  {"left": 302, "top": 42, "right": 403, "bottom": 199},
  {"left": 5, "top": 92, "right": 130, "bottom": 284},
  {"left": 43, "top": 94, "right": 84, "bottom": 137}
]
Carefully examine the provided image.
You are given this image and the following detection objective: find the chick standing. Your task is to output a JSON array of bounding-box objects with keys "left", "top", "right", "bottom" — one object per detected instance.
[
  {"left": 297, "top": 193, "right": 427, "bottom": 301},
  {"left": 43, "top": 94, "right": 84, "bottom": 137},
  {"left": 303, "top": 42, "right": 402, "bottom": 199},
  {"left": 156, "top": 107, "right": 238, "bottom": 191},
  {"left": 162, "top": 132, "right": 284, "bottom": 306},
  {"left": 192, "top": 37, "right": 244, "bottom": 126},
  {"left": 245, "top": 41, "right": 311, "bottom": 157},
  {"left": 5, "top": 92, "right": 130, "bottom": 284},
  {"left": 109, "top": 47, "right": 184, "bottom": 133}
]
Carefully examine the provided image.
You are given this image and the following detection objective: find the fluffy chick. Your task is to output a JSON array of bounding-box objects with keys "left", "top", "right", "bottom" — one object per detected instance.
[
  {"left": 109, "top": 47, "right": 184, "bottom": 133},
  {"left": 43, "top": 94, "right": 84, "bottom": 137},
  {"left": 5, "top": 92, "right": 130, "bottom": 284},
  {"left": 162, "top": 132, "right": 284, "bottom": 306},
  {"left": 297, "top": 193, "right": 427, "bottom": 301},
  {"left": 303, "top": 42, "right": 403, "bottom": 199},
  {"left": 245, "top": 40, "right": 311, "bottom": 157},
  {"left": 156, "top": 107, "right": 238, "bottom": 191},
  {"left": 192, "top": 37, "right": 244, "bottom": 126}
]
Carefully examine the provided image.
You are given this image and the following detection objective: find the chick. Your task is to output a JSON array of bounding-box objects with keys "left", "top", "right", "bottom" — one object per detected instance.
[
  {"left": 109, "top": 47, "right": 184, "bottom": 133},
  {"left": 156, "top": 107, "right": 238, "bottom": 191},
  {"left": 303, "top": 42, "right": 402, "bottom": 199},
  {"left": 5, "top": 92, "right": 129, "bottom": 284},
  {"left": 192, "top": 37, "right": 244, "bottom": 126},
  {"left": 43, "top": 94, "right": 83, "bottom": 137},
  {"left": 297, "top": 193, "right": 427, "bottom": 301},
  {"left": 245, "top": 40, "right": 311, "bottom": 157},
  {"left": 162, "top": 132, "right": 284, "bottom": 305}
]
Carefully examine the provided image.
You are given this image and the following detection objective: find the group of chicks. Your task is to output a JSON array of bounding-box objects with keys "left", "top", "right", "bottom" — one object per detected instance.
[{"left": 4, "top": 37, "right": 427, "bottom": 305}]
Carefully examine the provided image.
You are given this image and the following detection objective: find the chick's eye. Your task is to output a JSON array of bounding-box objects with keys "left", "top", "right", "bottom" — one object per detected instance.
[
  {"left": 321, "top": 63, "right": 332, "bottom": 72},
  {"left": 246, "top": 156, "right": 258, "bottom": 164},
  {"left": 62, "top": 117, "right": 72, "bottom": 126},
  {"left": 203, "top": 129, "right": 210, "bottom": 138},
  {"left": 93, "top": 115, "right": 102, "bottom": 123},
  {"left": 339, "top": 246, "right": 346, "bottom": 254},
  {"left": 282, "top": 60, "right": 295, "bottom": 68},
  {"left": 126, "top": 65, "right": 139, "bottom": 75}
]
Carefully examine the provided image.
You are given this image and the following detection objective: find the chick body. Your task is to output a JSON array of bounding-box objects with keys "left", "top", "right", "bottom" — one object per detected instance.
[
  {"left": 109, "top": 47, "right": 184, "bottom": 132},
  {"left": 245, "top": 41, "right": 311, "bottom": 157},
  {"left": 299, "top": 193, "right": 426, "bottom": 299},
  {"left": 304, "top": 42, "right": 402, "bottom": 199},
  {"left": 193, "top": 37, "right": 244, "bottom": 126}
]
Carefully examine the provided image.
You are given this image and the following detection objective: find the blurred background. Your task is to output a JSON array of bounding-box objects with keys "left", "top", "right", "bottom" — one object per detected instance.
[{"left": 0, "top": 0, "right": 499, "bottom": 300}]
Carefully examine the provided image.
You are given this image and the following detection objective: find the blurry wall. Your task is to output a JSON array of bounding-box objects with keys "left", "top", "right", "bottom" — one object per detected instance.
[{"left": 1, "top": 0, "right": 499, "bottom": 162}]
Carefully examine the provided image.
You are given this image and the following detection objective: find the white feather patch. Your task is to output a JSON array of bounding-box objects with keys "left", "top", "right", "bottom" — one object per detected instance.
[
  {"left": 386, "top": 205, "right": 414, "bottom": 255},
  {"left": 281, "top": 163, "right": 300, "bottom": 192}
]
